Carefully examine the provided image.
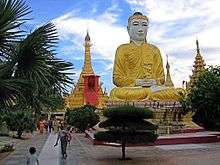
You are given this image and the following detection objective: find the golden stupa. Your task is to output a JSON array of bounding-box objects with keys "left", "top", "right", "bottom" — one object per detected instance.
[
  {"left": 65, "top": 32, "right": 108, "bottom": 109},
  {"left": 187, "top": 39, "right": 206, "bottom": 90}
]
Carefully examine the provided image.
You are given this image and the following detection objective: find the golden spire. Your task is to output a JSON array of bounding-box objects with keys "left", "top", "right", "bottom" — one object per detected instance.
[
  {"left": 164, "top": 54, "right": 174, "bottom": 87},
  {"left": 82, "top": 30, "right": 94, "bottom": 75},
  {"left": 188, "top": 39, "right": 205, "bottom": 90}
]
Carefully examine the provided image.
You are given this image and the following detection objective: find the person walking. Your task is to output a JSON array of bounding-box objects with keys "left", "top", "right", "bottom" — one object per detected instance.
[
  {"left": 39, "top": 120, "right": 44, "bottom": 134},
  {"left": 26, "top": 147, "right": 39, "bottom": 165},
  {"left": 54, "top": 126, "right": 71, "bottom": 159},
  {"left": 53, "top": 119, "right": 59, "bottom": 133},
  {"left": 48, "top": 120, "right": 53, "bottom": 133}
]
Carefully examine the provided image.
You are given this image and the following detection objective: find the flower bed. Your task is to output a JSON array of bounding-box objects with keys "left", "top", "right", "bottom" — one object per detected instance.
[{"left": 0, "top": 142, "right": 14, "bottom": 153}]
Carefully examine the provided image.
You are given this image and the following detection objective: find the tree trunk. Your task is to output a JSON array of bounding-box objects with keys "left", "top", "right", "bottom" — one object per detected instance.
[
  {"left": 17, "top": 129, "right": 23, "bottom": 139},
  {"left": 121, "top": 139, "right": 126, "bottom": 160}
]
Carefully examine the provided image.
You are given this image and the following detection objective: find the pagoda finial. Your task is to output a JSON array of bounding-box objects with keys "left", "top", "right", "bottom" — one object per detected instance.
[
  {"left": 196, "top": 38, "right": 200, "bottom": 54},
  {"left": 164, "top": 54, "right": 174, "bottom": 87},
  {"left": 85, "top": 30, "right": 90, "bottom": 41},
  {"left": 166, "top": 54, "right": 170, "bottom": 70}
]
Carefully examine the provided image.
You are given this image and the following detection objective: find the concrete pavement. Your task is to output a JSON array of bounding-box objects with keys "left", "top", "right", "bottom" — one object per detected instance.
[{"left": 1, "top": 132, "right": 220, "bottom": 165}]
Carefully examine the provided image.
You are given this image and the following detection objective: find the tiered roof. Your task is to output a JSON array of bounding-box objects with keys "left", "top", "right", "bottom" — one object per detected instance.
[{"left": 188, "top": 39, "right": 206, "bottom": 90}]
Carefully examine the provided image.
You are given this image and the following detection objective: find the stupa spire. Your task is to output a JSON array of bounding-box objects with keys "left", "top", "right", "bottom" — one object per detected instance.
[
  {"left": 164, "top": 54, "right": 174, "bottom": 87},
  {"left": 196, "top": 38, "right": 200, "bottom": 55},
  {"left": 188, "top": 39, "right": 206, "bottom": 90},
  {"left": 85, "top": 30, "right": 90, "bottom": 41},
  {"left": 82, "top": 30, "right": 94, "bottom": 75}
]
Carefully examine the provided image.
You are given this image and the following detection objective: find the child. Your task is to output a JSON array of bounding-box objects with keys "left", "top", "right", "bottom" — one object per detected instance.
[{"left": 26, "top": 147, "right": 39, "bottom": 165}]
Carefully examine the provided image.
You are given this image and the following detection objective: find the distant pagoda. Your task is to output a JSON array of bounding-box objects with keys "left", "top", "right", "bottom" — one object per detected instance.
[
  {"left": 164, "top": 54, "right": 174, "bottom": 87},
  {"left": 187, "top": 39, "right": 206, "bottom": 90},
  {"left": 66, "top": 31, "right": 108, "bottom": 109}
]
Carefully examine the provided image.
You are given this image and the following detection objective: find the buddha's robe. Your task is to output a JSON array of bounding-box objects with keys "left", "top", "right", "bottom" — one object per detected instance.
[{"left": 110, "top": 42, "right": 182, "bottom": 101}]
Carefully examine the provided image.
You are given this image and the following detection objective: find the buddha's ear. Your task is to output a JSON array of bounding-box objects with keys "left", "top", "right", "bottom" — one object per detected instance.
[{"left": 127, "top": 26, "right": 130, "bottom": 36}]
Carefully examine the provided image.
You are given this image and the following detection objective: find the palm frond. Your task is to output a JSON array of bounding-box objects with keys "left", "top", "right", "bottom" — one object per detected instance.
[
  {"left": 0, "top": 78, "right": 30, "bottom": 108},
  {"left": 0, "top": 0, "right": 31, "bottom": 58},
  {"left": 12, "top": 23, "right": 58, "bottom": 89}
]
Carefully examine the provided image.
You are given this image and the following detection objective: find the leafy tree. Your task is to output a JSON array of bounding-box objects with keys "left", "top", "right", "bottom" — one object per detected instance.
[
  {"left": 189, "top": 66, "right": 220, "bottom": 130},
  {"left": 179, "top": 91, "right": 191, "bottom": 115},
  {"left": 4, "top": 109, "right": 36, "bottom": 138},
  {"left": 94, "top": 105, "right": 158, "bottom": 160},
  {"left": 66, "top": 105, "right": 99, "bottom": 132}
]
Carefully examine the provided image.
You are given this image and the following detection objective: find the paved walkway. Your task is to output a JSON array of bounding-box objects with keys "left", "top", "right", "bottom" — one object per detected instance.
[
  {"left": 1, "top": 132, "right": 220, "bottom": 165},
  {"left": 38, "top": 133, "right": 60, "bottom": 164},
  {"left": 1, "top": 133, "right": 48, "bottom": 165}
]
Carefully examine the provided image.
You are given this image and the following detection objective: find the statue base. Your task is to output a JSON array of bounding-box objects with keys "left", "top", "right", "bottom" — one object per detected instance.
[{"left": 107, "top": 100, "right": 204, "bottom": 135}]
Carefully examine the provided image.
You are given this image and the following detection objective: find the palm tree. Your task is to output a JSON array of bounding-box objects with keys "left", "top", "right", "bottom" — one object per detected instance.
[
  {"left": 0, "top": 0, "right": 73, "bottom": 112},
  {"left": 0, "top": 0, "right": 31, "bottom": 108}
]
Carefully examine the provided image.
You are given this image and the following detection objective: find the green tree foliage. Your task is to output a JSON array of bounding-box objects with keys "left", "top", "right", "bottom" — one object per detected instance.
[
  {"left": 66, "top": 105, "right": 100, "bottom": 132},
  {"left": 0, "top": 0, "right": 73, "bottom": 111},
  {"left": 189, "top": 66, "right": 220, "bottom": 130},
  {"left": 94, "top": 105, "right": 158, "bottom": 160},
  {"left": 179, "top": 91, "right": 191, "bottom": 116},
  {"left": 4, "top": 109, "right": 36, "bottom": 138}
]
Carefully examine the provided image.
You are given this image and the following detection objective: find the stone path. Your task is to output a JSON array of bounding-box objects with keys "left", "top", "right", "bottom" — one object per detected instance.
[
  {"left": 0, "top": 133, "right": 48, "bottom": 165},
  {"left": 38, "top": 133, "right": 60, "bottom": 165},
  {"left": 1, "top": 132, "right": 220, "bottom": 165}
]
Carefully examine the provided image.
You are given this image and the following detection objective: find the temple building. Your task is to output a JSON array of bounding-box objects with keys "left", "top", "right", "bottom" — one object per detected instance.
[
  {"left": 187, "top": 39, "right": 206, "bottom": 90},
  {"left": 65, "top": 32, "right": 108, "bottom": 109}
]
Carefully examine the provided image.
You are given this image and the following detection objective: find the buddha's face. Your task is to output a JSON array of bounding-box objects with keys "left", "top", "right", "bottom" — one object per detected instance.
[{"left": 128, "top": 18, "right": 148, "bottom": 42}]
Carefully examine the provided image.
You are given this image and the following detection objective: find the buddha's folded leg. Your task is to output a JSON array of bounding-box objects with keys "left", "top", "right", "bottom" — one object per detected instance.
[
  {"left": 150, "top": 88, "right": 184, "bottom": 101},
  {"left": 110, "top": 87, "right": 151, "bottom": 101}
]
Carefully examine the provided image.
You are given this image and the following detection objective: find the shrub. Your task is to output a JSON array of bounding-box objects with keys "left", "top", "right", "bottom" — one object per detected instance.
[
  {"left": 66, "top": 105, "right": 100, "bottom": 132},
  {"left": 0, "top": 143, "right": 14, "bottom": 153}
]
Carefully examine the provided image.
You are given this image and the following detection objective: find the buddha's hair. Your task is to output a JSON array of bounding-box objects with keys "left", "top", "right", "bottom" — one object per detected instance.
[{"left": 128, "top": 12, "right": 149, "bottom": 26}]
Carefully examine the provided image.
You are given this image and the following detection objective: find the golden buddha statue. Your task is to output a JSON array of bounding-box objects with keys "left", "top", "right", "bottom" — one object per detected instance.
[{"left": 110, "top": 12, "right": 183, "bottom": 101}]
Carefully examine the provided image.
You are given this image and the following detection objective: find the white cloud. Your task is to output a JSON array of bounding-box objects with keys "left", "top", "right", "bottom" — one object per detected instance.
[
  {"left": 53, "top": 5, "right": 128, "bottom": 61},
  {"left": 53, "top": 15, "right": 128, "bottom": 60}
]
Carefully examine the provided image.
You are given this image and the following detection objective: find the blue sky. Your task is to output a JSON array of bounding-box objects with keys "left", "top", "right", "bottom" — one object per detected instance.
[{"left": 26, "top": 0, "right": 220, "bottom": 94}]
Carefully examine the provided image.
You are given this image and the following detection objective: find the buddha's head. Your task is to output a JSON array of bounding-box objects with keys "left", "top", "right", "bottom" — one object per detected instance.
[{"left": 127, "top": 12, "right": 149, "bottom": 42}]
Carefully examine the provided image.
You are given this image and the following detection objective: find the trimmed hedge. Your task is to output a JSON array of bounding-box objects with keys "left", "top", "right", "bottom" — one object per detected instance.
[
  {"left": 95, "top": 130, "right": 158, "bottom": 144},
  {"left": 103, "top": 105, "right": 153, "bottom": 119},
  {"left": 95, "top": 105, "right": 158, "bottom": 160},
  {"left": 99, "top": 118, "right": 157, "bottom": 130}
]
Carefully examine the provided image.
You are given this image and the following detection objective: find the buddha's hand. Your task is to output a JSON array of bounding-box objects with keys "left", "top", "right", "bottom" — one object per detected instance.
[
  {"left": 148, "top": 79, "right": 157, "bottom": 85},
  {"left": 135, "top": 79, "right": 145, "bottom": 86},
  {"left": 135, "top": 79, "right": 156, "bottom": 87}
]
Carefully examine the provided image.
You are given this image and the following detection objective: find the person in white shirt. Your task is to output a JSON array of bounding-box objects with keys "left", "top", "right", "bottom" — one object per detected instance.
[{"left": 26, "top": 147, "right": 39, "bottom": 165}]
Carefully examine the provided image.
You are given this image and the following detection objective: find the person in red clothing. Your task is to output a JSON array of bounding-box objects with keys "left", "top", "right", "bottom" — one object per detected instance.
[{"left": 39, "top": 121, "right": 44, "bottom": 134}]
